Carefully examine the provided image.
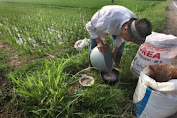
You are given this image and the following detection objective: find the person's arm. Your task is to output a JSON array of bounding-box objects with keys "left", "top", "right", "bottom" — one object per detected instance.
[
  {"left": 86, "top": 21, "right": 99, "bottom": 40},
  {"left": 95, "top": 37, "right": 106, "bottom": 53},
  {"left": 86, "top": 21, "right": 106, "bottom": 53}
]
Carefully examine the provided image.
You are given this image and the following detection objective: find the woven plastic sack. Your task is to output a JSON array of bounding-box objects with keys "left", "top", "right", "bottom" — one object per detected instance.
[
  {"left": 133, "top": 64, "right": 177, "bottom": 118},
  {"left": 130, "top": 32, "right": 177, "bottom": 78},
  {"left": 74, "top": 38, "right": 89, "bottom": 51}
]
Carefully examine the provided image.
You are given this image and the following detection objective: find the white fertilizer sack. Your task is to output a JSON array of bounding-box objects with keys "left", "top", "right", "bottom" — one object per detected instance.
[
  {"left": 133, "top": 70, "right": 177, "bottom": 118},
  {"left": 130, "top": 32, "right": 177, "bottom": 78}
]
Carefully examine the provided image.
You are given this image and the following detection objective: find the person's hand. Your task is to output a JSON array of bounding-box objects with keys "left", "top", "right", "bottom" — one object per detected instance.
[{"left": 95, "top": 38, "right": 106, "bottom": 54}]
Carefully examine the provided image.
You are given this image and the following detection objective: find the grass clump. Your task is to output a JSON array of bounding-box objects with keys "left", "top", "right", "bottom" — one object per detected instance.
[
  {"left": 8, "top": 50, "right": 127, "bottom": 117},
  {"left": 9, "top": 58, "right": 70, "bottom": 117}
]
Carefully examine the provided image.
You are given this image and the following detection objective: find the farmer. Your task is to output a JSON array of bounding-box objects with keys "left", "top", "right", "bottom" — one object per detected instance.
[{"left": 86, "top": 5, "right": 152, "bottom": 68}]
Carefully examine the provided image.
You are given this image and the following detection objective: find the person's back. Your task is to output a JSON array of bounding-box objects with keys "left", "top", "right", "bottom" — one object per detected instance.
[
  {"left": 99, "top": 5, "right": 135, "bottom": 16},
  {"left": 90, "top": 5, "right": 136, "bottom": 36}
]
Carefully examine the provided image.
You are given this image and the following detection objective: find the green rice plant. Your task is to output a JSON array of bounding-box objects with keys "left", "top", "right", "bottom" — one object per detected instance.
[
  {"left": 0, "top": 0, "right": 163, "bottom": 57},
  {"left": 0, "top": 3, "right": 95, "bottom": 57},
  {"left": 0, "top": 0, "right": 162, "bottom": 10}
]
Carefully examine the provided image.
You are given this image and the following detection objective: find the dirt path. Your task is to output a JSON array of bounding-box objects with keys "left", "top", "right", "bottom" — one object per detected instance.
[
  {"left": 0, "top": 40, "right": 56, "bottom": 70},
  {"left": 0, "top": 40, "right": 29, "bottom": 69},
  {"left": 165, "top": 0, "right": 177, "bottom": 36},
  {"left": 164, "top": 1, "right": 177, "bottom": 117}
]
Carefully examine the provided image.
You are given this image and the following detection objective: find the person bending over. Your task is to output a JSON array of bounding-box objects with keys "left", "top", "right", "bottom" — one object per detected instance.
[{"left": 86, "top": 5, "right": 152, "bottom": 68}]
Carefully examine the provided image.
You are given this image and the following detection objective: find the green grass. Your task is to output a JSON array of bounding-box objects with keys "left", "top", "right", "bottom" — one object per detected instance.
[
  {"left": 9, "top": 50, "right": 127, "bottom": 117},
  {"left": 0, "top": 49, "right": 9, "bottom": 76},
  {"left": 137, "top": 0, "right": 170, "bottom": 32}
]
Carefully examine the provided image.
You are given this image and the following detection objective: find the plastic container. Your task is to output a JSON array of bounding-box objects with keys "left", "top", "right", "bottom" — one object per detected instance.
[
  {"left": 79, "top": 75, "right": 94, "bottom": 86},
  {"left": 74, "top": 38, "right": 89, "bottom": 51},
  {"left": 101, "top": 69, "right": 119, "bottom": 85},
  {"left": 90, "top": 44, "right": 113, "bottom": 72}
]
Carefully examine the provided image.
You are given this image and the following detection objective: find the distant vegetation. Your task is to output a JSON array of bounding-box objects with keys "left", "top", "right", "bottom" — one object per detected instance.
[{"left": 0, "top": 0, "right": 162, "bottom": 9}]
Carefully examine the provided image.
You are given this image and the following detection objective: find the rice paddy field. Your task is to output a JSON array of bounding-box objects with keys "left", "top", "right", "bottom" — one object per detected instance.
[{"left": 0, "top": 0, "right": 170, "bottom": 117}]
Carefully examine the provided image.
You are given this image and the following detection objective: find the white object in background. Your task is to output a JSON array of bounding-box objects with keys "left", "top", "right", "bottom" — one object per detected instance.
[
  {"left": 133, "top": 70, "right": 177, "bottom": 118},
  {"left": 130, "top": 32, "right": 177, "bottom": 78},
  {"left": 74, "top": 38, "right": 90, "bottom": 51}
]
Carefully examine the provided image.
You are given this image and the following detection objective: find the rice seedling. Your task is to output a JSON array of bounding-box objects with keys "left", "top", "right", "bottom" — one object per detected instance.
[
  {"left": 0, "top": 3, "right": 95, "bottom": 57},
  {"left": 0, "top": 0, "right": 162, "bottom": 10},
  {"left": 0, "top": 0, "right": 162, "bottom": 57}
]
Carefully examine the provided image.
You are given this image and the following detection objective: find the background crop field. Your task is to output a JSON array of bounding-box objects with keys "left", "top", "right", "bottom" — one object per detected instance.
[
  {"left": 0, "top": 0, "right": 161, "bottom": 56},
  {"left": 0, "top": 0, "right": 161, "bottom": 9}
]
